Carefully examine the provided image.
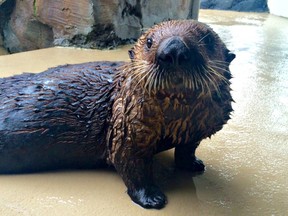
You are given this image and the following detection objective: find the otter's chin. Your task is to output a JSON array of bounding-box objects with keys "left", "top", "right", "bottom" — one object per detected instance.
[{"left": 172, "top": 76, "right": 184, "bottom": 85}]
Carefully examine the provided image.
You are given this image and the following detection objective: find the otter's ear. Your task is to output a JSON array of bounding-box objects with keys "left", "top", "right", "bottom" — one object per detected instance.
[
  {"left": 226, "top": 52, "right": 236, "bottom": 63},
  {"left": 128, "top": 49, "right": 135, "bottom": 60}
]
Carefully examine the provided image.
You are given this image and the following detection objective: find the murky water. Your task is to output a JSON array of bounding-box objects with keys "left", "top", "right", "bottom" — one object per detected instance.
[
  {"left": 0, "top": 10, "right": 287, "bottom": 215},
  {"left": 0, "top": 47, "right": 8, "bottom": 56}
]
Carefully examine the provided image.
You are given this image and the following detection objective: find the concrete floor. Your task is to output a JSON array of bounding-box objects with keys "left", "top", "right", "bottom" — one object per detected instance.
[{"left": 0, "top": 10, "right": 287, "bottom": 215}]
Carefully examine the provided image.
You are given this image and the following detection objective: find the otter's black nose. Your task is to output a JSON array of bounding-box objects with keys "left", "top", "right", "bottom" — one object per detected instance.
[{"left": 156, "top": 36, "right": 190, "bottom": 67}]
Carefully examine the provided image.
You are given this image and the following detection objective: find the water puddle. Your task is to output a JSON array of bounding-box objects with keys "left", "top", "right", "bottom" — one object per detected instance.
[{"left": 0, "top": 47, "right": 8, "bottom": 56}]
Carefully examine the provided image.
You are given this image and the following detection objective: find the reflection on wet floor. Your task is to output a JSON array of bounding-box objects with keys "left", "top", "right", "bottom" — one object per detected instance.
[
  {"left": 0, "top": 10, "right": 287, "bottom": 216},
  {"left": 198, "top": 10, "right": 288, "bottom": 215}
]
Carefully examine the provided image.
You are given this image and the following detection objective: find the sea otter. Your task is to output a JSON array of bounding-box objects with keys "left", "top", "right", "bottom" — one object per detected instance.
[{"left": 0, "top": 20, "right": 235, "bottom": 209}]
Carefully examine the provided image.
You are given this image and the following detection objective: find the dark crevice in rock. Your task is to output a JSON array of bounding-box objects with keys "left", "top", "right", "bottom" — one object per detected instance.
[
  {"left": 122, "top": 0, "right": 143, "bottom": 28},
  {"left": 0, "top": 0, "right": 15, "bottom": 29},
  {"left": 0, "top": 0, "right": 16, "bottom": 53},
  {"left": 69, "top": 24, "right": 136, "bottom": 50},
  {"left": 122, "top": 0, "right": 142, "bottom": 20}
]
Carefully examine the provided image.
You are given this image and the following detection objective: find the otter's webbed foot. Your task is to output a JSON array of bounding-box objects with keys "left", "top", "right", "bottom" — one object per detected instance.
[
  {"left": 174, "top": 144, "right": 205, "bottom": 172},
  {"left": 128, "top": 185, "right": 167, "bottom": 209}
]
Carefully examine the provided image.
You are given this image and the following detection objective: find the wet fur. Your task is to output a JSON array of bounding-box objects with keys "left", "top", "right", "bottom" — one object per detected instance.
[
  {"left": 0, "top": 20, "right": 235, "bottom": 209},
  {"left": 0, "top": 62, "right": 122, "bottom": 172}
]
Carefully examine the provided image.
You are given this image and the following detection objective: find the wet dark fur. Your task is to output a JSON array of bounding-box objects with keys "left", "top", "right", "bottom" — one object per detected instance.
[
  {"left": 0, "top": 20, "right": 235, "bottom": 209},
  {"left": 0, "top": 62, "right": 122, "bottom": 172}
]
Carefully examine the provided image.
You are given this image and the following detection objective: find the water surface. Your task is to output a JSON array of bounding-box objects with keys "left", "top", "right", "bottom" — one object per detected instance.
[{"left": 0, "top": 47, "right": 8, "bottom": 56}]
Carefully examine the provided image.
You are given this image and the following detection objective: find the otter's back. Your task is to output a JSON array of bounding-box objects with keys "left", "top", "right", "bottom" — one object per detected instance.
[{"left": 0, "top": 61, "right": 124, "bottom": 173}]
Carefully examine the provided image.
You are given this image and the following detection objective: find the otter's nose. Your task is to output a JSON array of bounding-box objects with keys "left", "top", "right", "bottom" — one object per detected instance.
[{"left": 156, "top": 36, "right": 190, "bottom": 67}]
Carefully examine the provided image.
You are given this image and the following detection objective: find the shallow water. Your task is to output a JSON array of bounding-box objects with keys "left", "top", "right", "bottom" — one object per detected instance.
[
  {"left": 0, "top": 10, "right": 287, "bottom": 215},
  {"left": 0, "top": 47, "right": 8, "bottom": 56}
]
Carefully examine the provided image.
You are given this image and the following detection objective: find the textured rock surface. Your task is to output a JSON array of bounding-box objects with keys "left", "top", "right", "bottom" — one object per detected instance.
[
  {"left": 3, "top": 0, "right": 54, "bottom": 53},
  {"left": 36, "top": 0, "right": 94, "bottom": 44},
  {"left": 0, "top": 34, "right": 3, "bottom": 46},
  {"left": 0, "top": 0, "right": 6, "bottom": 6},
  {"left": 201, "top": 0, "right": 269, "bottom": 12},
  {"left": 0, "top": 0, "right": 197, "bottom": 53},
  {"left": 114, "top": 0, "right": 195, "bottom": 39},
  {"left": 0, "top": 0, "right": 14, "bottom": 29}
]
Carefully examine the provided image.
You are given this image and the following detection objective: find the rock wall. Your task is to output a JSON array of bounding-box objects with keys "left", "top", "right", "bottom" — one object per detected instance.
[
  {"left": 3, "top": 0, "right": 54, "bottom": 53},
  {"left": 0, "top": 0, "right": 197, "bottom": 53},
  {"left": 0, "top": 33, "right": 3, "bottom": 47},
  {"left": 201, "top": 0, "right": 269, "bottom": 12}
]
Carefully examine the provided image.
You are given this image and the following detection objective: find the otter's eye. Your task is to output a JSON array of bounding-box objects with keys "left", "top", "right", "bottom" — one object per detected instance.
[{"left": 146, "top": 38, "right": 153, "bottom": 48}]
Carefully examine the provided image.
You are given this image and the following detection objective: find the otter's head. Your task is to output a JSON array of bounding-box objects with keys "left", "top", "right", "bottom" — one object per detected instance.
[{"left": 127, "top": 20, "right": 235, "bottom": 95}]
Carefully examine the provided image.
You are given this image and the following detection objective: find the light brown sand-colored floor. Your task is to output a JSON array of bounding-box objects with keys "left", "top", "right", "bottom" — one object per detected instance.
[{"left": 0, "top": 10, "right": 287, "bottom": 215}]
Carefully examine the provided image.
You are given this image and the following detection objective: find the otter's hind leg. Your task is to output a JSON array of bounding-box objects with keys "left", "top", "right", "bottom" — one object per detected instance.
[{"left": 174, "top": 142, "right": 205, "bottom": 172}]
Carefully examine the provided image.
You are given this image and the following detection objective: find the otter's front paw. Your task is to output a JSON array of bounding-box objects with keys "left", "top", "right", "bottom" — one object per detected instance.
[
  {"left": 128, "top": 185, "right": 167, "bottom": 209},
  {"left": 175, "top": 156, "right": 205, "bottom": 172}
]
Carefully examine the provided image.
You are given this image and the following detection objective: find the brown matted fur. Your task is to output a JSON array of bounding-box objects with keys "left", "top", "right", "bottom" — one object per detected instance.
[{"left": 107, "top": 20, "right": 235, "bottom": 208}]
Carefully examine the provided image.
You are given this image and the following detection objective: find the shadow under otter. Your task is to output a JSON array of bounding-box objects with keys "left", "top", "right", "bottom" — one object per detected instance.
[{"left": 0, "top": 20, "right": 235, "bottom": 209}]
